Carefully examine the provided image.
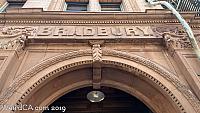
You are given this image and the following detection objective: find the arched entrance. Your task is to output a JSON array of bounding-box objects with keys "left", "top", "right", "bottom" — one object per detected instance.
[
  {"left": 43, "top": 86, "right": 153, "bottom": 113},
  {"left": 0, "top": 49, "right": 199, "bottom": 113}
]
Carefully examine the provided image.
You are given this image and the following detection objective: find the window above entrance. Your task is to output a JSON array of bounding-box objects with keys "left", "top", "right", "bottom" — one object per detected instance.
[
  {"left": 100, "top": 2, "right": 121, "bottom": 11},
  {"left": 65, "top": 2, "right": 88, "bottom": 12},
  {"left": 1, "top": 1, "right": 25, "bottom": 12},
  {"left": 7, "top": 1, "right": 25, "bottom": 9},
  {"left": 65, "top": 0, "right": 122, "bottom": 12}
]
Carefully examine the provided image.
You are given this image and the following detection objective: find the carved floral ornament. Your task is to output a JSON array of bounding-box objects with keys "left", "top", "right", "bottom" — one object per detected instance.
[
  {"left": 0, "top": 26, "right": 36, "bottom": 50},
  {"left": 152, "top": 26, "right": 200, "bottom": 49},
  {"left": 163, "top": 33, "right": 193, "bottom": 49},
  {"left": 0, "top": 49, "right": 199, "bottom": 112}
]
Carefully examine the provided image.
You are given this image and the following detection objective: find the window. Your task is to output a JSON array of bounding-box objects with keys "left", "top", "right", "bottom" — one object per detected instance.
[
  {"left": 66, "top": 2, "right": 88, "bottom": 12},
  {"left": 3, "top": 1, "right": 25, "bottom": 12},
  {"left": 100, "top": 2, "right": 121, "bottom": 11}
]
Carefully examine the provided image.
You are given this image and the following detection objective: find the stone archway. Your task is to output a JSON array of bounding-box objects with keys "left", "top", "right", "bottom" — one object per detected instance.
[{"left": 0, "top": 49, "right": 199, "bottom": 113}]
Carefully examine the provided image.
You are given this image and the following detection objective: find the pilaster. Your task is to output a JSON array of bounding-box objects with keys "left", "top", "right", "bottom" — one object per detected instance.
[
  {"left": 122, "top": 0, "right": 133, "bottom": 12},
  {"left": 136, "top": 0, "right": 163, "bottom": 12},
  {"left": 88, "top": 0, "right": 101, "bottom": 12},
  {"left": 48, "top": 0, "right": 65, "bottom": 11}
]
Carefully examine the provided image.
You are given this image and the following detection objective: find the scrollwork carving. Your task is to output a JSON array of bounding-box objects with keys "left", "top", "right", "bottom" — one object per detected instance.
[
  {"left": 0, "top": 26, "right": 36, "bottom": 50},
  {"left": 0, "top": 26, "right": 35, "bottom": 38},
  {"left": 163, "top": 33, "right": 193, "bottom": 49},
  {"left": 152, "top": 26, "right": 181, "bottom": 37}
]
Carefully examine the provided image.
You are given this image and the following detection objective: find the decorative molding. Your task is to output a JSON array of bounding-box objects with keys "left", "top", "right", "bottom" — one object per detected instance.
[
  {"left": 0, "top": 19, "right": 180, "bottom": 25},
  {"left": 0, "top": 49, "right": 199, "bottom": 113},
  {"left": 88, "top": 40, "right": 104, "bottom": 46},
  {"left": 0, "top": 11, "right": 192, "bottom": 25}
]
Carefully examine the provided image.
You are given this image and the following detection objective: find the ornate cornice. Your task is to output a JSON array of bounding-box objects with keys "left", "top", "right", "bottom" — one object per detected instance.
[{"left": 0, "top": 9, "right": 196, "bottom": 25}]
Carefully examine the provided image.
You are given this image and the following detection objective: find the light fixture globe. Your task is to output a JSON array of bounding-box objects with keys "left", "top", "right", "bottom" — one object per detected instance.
[{"left": 87, "top": 91, "right": 105, "bottom": 102}]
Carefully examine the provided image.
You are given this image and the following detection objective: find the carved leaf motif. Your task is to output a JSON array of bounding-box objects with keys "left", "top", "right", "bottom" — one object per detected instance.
[{"left": 92, "top": 44, "right": 102, "bottom": 62}]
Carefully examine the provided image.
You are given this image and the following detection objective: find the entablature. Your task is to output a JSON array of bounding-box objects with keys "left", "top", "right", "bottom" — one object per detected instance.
[{"left": 0, "top": 9, "right": 197, "bottom": 26}]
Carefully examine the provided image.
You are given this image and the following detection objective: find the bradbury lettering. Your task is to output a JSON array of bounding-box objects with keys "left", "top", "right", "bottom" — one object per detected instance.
[
  {"left": 0, "top": 26, "right": 155, "bottom": 39},
  {"left": 36, "top": 26, "right": 154, "bottom": 37}
]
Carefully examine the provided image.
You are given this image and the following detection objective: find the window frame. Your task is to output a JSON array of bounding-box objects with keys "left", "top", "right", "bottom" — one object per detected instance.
[
  {"left": 100, "top": 2, "right": 122, "bottom": 12},
  {"left": 65, "top": 2, "right": 88, "bottom": 12}
]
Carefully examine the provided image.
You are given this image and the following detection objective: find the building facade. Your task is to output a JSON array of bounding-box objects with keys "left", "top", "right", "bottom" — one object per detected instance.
[{"left": 0, "top": 0, "right": 200, "bottom": 113}]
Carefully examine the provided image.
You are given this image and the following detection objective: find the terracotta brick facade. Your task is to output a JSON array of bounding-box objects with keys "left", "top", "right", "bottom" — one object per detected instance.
[{"left": 0, "top": 0, "right": 200, "bottom": 113}]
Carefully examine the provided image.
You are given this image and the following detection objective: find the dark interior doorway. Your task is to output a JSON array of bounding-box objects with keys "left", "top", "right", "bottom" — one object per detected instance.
[{"left": 43, "top": 86, "right": 153, "bottom": 113}]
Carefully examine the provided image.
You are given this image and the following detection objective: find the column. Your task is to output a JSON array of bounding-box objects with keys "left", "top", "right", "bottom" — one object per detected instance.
[
  {"left": 0, "top": 0, "right": 8, "bottom": 12},
  {"left": 23, "top": 0, "right": 52, "bottom": 11},
  {"left": 88, "top": 0, "right": 101, "bottom": 12},
  {"left": 122, "top": 0, "right": 134, "bottom": 12},
  {"left": 48, "top": 0, "right": 65, "bottom": 11}
]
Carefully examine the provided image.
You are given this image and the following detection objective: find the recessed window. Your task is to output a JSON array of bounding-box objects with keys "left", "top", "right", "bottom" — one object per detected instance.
[
  {"left": 100, "top": 2, "right": 121, "bottom": 11},
  {"left": 66, "top": 2, "right": 88, "bottom": 12},
  {"left": 6, "top": 1, "right": 25, "bottom": 11}
]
